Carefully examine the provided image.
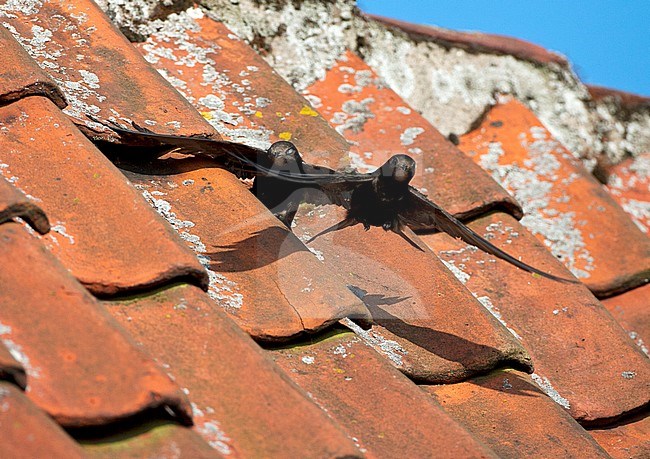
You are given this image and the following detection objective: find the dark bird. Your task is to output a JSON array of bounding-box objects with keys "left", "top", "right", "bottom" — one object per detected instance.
[
  {"left": 250, "top": 149, "right": 577, "bottom": 283},
  {"left": 87, "top": 117, "right": 575, "bottom": 283}
]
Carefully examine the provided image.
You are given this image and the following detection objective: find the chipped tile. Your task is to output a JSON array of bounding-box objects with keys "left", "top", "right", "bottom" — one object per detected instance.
[
  {"left": 106, "top": 284, "right": 362, "bottom": 458},
  {"left": 0, "top": 382, "right": 86, "bottom": 459},
  {"left": 460, "top": 98, "right": 650, "bottom": 296},
  {"left": 270, "top": 330, "right": 498, "bottom": 458},
  {"left": 424, "top": 370, "right": 610, "bottom": 458},
  {"left": 0, "top": 96, "right": 207, "bottom": 295},
  {"left": 0, "top": 223, "right": 192, "bottom": 428},
  {"left": 423, "top": 212, "right": 650, "bottom": 424}
]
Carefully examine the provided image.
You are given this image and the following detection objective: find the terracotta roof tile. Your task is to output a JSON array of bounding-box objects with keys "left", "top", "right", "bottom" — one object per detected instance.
[
  {"left": 1, "top": 0, "right": 211, "bottom": 138},
  {"left": 82, "top": 422, "right": 222, "bottom": 458},
  {"left": 0, "top": 176, "right": 50, "bottom": 235},
  {"left": 270, "top": 330, "right": 497, "bottom": 458},
  {"left": 117, "top": 161, "right": 368, "bottom": 340},
  {"left": 106, "top": 284, "right": 362, "bottom": 458},
  {"left": 0, "top": 96, "right": 207, "bottom": 295},
  {"left": 0, "top": 25, "right": 66, "bottom": 109},
  {"left": 424, "top": 370, "right": 610, "bottom": 457},
  {"left": 304, "top": 50, "right": 522, "bottom": 220},
  {"left": 295, "top": 206, "right": 532, "bottom": 382},
  {"left": 589, "top": 415, "right": 650, "bottom": 459},
  {"left": 602, "top": 153, "right": 649, "bottom": 234},
  {"left": 588, "top": 85, "right": 650, "bottom": 110},
  {"left": 0, "top": 223, "right": 192, "bottom": 428},
  {"left": 423, "top": 211, "right": 650, "bottom": 424},
  {"left": 368, "top": 14, "right": 568, "bottom": 66},
  {"left": 134, "top": 12, "right": 347, "bottom": 162},
  {"left": 459, "top": 98, "right": 650, "bottom": 297},
  {"left": 0, "top": 342, "right": 26, "bottom": 390},
  {"left": 0, "top": 382, "right": 86, "bottom": 459},
  {"left": 601, "top": 284, "right": 650, "bottom": 357}
]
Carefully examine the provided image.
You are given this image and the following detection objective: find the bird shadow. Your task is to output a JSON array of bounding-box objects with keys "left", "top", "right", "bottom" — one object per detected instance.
[
  {"left": 350, "top": 286, "right": 538, "bottom": 397},
  {"left": 207, "top": 226, "right": 311, "bottom": 272}
]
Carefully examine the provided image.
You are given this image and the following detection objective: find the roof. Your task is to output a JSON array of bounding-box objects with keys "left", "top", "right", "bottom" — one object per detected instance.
[{"left": 0, "top": 1, "right": 648, "bottom": 458}]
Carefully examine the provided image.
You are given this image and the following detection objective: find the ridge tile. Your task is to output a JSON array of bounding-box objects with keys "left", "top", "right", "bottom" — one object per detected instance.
[
  {"left": 0, "top": 342, "right": 26, "bottom": 389},
  {"left": 603, "top": 153, "right": 649, "bottom": 234},
  {"left": 0, "top": 176, "right": 49, "bottom": 235}
]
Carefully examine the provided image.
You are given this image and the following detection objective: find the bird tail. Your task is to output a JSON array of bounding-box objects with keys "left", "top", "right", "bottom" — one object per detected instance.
[{"left": 306, "top": 216, "right": 358, "bottom": 243}]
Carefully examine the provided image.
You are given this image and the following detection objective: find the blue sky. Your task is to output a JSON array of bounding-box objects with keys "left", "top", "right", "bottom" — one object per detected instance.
[{"left": 357, "top": 1, "right": 649, "bottom": 96}]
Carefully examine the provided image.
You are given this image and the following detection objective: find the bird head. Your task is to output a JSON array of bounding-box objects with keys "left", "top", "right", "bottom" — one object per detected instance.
[
  {"left": 380, "top": 154, "right": 416, "bottom": 184},
  {"left": 267, "top": 141, "right": 304, "bottom": 172}
]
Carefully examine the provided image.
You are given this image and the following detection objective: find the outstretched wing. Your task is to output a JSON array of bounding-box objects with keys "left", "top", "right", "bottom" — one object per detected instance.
[
  {"left": 88, "top": 116, "right": 268, "bottom": 179},
  {"left": 401, "top": 188, "right": 577, "bottom": 283}
]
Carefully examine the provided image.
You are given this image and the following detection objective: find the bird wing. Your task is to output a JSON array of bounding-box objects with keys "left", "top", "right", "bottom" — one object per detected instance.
[
  {"left": 401, "top": 188, "right": 577, "bottom": 283},
  {"left": 88, "top": 116, "right": 267, "bottom": 179}
]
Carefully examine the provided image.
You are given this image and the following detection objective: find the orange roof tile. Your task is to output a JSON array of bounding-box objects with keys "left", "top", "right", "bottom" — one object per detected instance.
[
  {"left": 106, "top": 284, "right": 362, "bottom": 457},
  {"left": 1, "top": 0, "right": 212, "bottom": 138},
  {"left": 368, "top": 14, "right": 568, "bottom": 66},
  {"left": 0, "top": 96, "right": 208, "bottom": 296},
  {"left": 423, "top": 212, "right": 650, "bottom": 424},
  {"left": 304, "top": 50, "right": 522, "bottom": 220},
  {"left": 115, "top": 156, "right": 369, "bottom": 340},
  {"left": 0, "top": 25, "right": 66, "bottom": 109},
  {"left": 424, "top": 370, "right": 611, "bottom": 457},
  {"left": 295, "top": 205, "right": 532, "bottom": 382},
  {"left": 603, "top": 153, "right": 649, "bottom": 234},
  {"left": 270, "top": 330, "right": 497, "bottom": 458},
  {"left": 601, "top": 284, "right": 650, "bottom": 356},
  {"left": 459, "top": 98, "right": 650, "bottom": 297},
  {"left": 0, "top": 382, "right": 86, "bottom": 459},
  {"left": 0, "top": 176, "right": 50, "bottom": 235},
  {"left": 589, "top": 415, "right": 650, "bottom": 459},
  {"left": 0, "top": 223, "right": 192, "bottom": 428}
]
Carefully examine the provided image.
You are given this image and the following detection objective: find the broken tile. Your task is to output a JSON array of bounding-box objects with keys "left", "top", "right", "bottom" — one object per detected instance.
[
  {"left": 459, "top": 98, "right": 650, "bottom": 297},
  {"left": 83, "top": 422, "right": 221, "bottom": 459},
  {"left": 0, "top": 176, "right": 49, "bottom": 234},
  {"left": 424, "top": 370, "right": 610, "bottom": 458},
  {"left": 1, "top": 0, "right": 211, "bottom": 138},
  {"left": 0, "top": 382, "right": 86, "bottom": 459},
  {"left": 0, "top": 223, "right": 192, "bottom": 428},
  {"left": 0, "top": 25, "right": 66, "bottom": 108},
  {"left": 294, "top": 205, "right": 532, "bottom": 382},
  {"left": 270, "top": 330, "right": 498, "bottom": 458},
  {"left": 119, "top": 160, "right": 369, "bottom": 340},
  {"left": 369, "top": 14, "right": 568, "bottom": 66},
  {"left": 106, "top": 284, "right": 362, "bottom": 458},
  {"left": 0, "top": 342, "right": 26, "bottom": 389},
  {"left": 603, "top": 154, "right": 649, "bottom": 234},
  {"left": 589, "top": 415, "right": 650, "bottom": 459},
  {"left": 423, "top": 212, "right": 650, "bottom": 424},
  {"left": 305, "top": 50, "right": 522, "bottom": 219},
  {"left": 601, "top": 284, "right": 650, "bottom": 357},
  {"left": 0, "top": 96, "right": 207, "bottom": 295}
]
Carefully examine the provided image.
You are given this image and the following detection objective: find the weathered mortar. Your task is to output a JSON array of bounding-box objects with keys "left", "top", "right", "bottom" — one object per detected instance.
[{"left": 97, "top": 0, "right": 649, "bottom": 167}]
